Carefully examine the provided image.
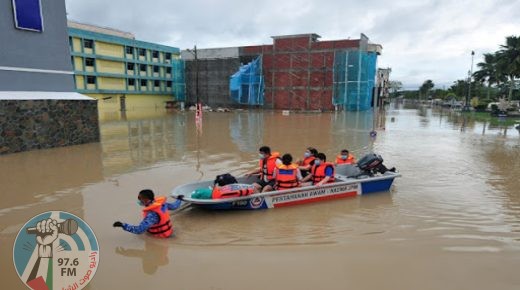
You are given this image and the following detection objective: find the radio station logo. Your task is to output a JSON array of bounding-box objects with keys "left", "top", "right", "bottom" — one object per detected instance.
[{"left": 13, "top": 211, "right": 99, "bottom": 290}]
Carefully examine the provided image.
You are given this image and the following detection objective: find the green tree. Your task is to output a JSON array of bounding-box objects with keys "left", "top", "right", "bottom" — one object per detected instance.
[
  {"left": 388, "top": 81, "right": 403, "bottom": 97},
  {"left": 496, "top": 36, "right": 520, "bottom": 99},
  {"left": 419, "top": 80, "right": 434, "bottom": 98},
  {"left": 473, "top": 53, "right": 506, "bottom": 99},
  {"left": 449, "top": 80, "right": 467, "bottom": 99}
]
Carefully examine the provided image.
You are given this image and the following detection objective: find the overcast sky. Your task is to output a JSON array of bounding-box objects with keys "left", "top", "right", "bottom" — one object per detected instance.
[{"left": 65, "top": 0, "right": 520, "bottom": 89}]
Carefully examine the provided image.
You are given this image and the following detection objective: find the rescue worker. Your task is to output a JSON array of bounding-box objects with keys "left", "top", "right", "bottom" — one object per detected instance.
[
  {"left": 301, "top": 153, "right": 335, "bottom": 186},
  {"left": 335, "top": 149, "right": 356, "bottom": 165},
  {"left": 273, "top": 154, "right": 302, "bottom": 190},
  {"left": 297, "top": 147, "right": 318, "bottom": 177},
  {"left": 113, "top": 189, "right": 182, "bottom": 238},
  {"left": 245, "top": 146, "right": 281, "bottom": 192}
]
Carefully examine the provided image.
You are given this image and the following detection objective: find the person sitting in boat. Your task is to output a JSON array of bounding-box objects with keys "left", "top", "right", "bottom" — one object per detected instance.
[
  {"left": 245, "top": 146, "right": 281, "bottom": 192},
  {"left": 335, "top": 149, "right": 356, "bottom": 165},
  {"left": 273, "top": 153, "right": 302, "bottom": 190},
  {"left": 301, "top": 153, "right": 335, "bottom": 186},
  {"left": 297, "top": 147, "right": 318, "bottom": 177},
  {"left": 113, "top": 189, "right": 182, "bottom": 238}
]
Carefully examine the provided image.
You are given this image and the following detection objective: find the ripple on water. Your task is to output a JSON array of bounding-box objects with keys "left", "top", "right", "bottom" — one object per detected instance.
[{"left": 443, "top": 246, "right": 502, "bottom": 253}]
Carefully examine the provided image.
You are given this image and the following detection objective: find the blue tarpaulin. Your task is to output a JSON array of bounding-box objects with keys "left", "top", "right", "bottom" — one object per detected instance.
[
  {"left": 230, "top": 56, "right": 264, "bottom": 105},
  {"left": 333, "top": 51, "right": 377, "bottom": 111}
]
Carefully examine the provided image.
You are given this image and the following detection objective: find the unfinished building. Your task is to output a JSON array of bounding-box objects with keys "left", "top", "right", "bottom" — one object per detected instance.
[{"left": 182, "top": 33, "right": 382, "bottom": 111}]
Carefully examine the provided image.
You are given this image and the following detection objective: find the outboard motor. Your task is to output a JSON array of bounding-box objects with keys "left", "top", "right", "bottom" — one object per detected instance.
[{"left": 356, "top": 153, "right": 394, "bottom": 176}]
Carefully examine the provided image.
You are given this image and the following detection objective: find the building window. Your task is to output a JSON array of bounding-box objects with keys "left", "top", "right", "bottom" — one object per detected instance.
[
  {"left": 127, "top": 63, "right": 135, "bottom": 71},
  {"left": 126, "top": 46, "right": 134, "bottom": 54},
  {"left": 83, "top": 39, "right": 93, "bottom": 49},
  {"left": 12, "top": 0, "right": 43, "bottom": 32},
  {"left": 152, "top": 50, "right": 159, "bottom": 58},
  {"left": 87, "top": 76, "right": 96, "bottom": 84},
  {"left": 165, "top": 52, "right": 171, "bottom": 60},
  {"left": 153, "top": 66, "right": 159, "bottom": 73},
  {"left": 166, "top": 81, "right": 172, "bottom": 88},
  {"left": 140, "top": 79, "right": 147, "bottom": 87},
  {"left": 139, "top": 48, "right": 146, "bottom": 56},
  {"left": 154, "top": 80, "right": 160, "bottom": 87},
  {"left": 85, "top": 58, "right": 95, "bottom": 67},
  {"left": 69, "top": 37, "right": 73, "bottom": 50},
  {"left": 140, "top": 64, "right": 147, "bottom": 72},
  {"left": 128, "top": 79, "right": 136, "bottom": 86},
  {"left": 166, "top": 67, "right": 172, "bottom": 74}
]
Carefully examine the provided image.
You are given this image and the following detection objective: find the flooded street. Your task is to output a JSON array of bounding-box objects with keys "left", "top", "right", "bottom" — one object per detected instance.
[{"left": 1, "top": 104, "right": 520, "bottom": 290}]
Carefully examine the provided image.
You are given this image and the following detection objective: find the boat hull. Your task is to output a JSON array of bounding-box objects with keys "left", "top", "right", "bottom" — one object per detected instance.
[{"left": 171, "top": 172, "right": 399, "bottom": 211}]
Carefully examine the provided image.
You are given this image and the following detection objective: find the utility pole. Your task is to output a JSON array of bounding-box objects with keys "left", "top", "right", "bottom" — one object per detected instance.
[
  {"left": 195, "top": 45, "right": 199, "bottom": 107},
  {"left": 186, "top": 45, "right": 202, "bottom": 126},
  {"left": 186, "top": 45, "right": 199, "bottom": 107},
  {"left": 465, "top": 50, "right": 475, "bottom": 111}
]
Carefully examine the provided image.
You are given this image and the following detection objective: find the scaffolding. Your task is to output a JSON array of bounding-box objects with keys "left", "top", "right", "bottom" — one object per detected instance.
[
  {"left": 172, "top": 59, "right": 186, "bottom": 102},
  {"left": 333, "top": 50, "right": 377, "bottom": 111},
  {"left": 230, "top": 56, "right": 264, "bottom": 105}
]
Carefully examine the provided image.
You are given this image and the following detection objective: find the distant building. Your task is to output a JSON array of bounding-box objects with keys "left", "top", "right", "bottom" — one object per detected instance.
[
  {"left": 181, "top": 47, "right": 241, "bottom": 108},
  {"left": 376, "top": 68, "right": 391, "bottom": 106},
  {"left": 0, "top": 0, "right": 99, "bottom": 155},
  {"left": 68, "top": 21, "right": 185, "bottom": 113},
  {"left": 183, "top": 34, "right": 382, "bottom": 111}
]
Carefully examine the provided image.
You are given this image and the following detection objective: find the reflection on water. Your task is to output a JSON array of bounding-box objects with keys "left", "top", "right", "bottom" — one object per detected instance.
[
  {"left": 171, "top": 192, "right": 395, "bottom": 247},
  {"left": 115, "top": 239, "right": 170, "bottom": 275},
  {"left": 1, "top": 104, "right": 520, "bottom": 290},
  {"left": 229, "top": 111, "right": 264, "bottom": 153}
]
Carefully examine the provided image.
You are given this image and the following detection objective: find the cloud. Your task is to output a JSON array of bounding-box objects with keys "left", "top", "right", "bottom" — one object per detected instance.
[{"left": 65, "top": 0, "right": 520, "bottom": 89}]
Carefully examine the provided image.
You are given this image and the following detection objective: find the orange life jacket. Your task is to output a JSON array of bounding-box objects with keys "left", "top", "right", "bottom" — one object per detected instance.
[
  {"left": 335, "top": 154, "right": 356, "bottom": 165},
  {"left": 212, "top": 184, "right": 256, "bottom": 199},
  {"left": 259, "top": 152, "right": 280, "bottom": 181},
  {"left": 311, "top": 162, "right": 335, "bottom": 184},
  {"left": 275, "top": 163, "right": 300, "bottom": 190},
  {"left": 302, "top": 156, "right": 316, "bottom": 167},
  {"left": 142, "top": 196, "right": 173, "bottom": 238}
]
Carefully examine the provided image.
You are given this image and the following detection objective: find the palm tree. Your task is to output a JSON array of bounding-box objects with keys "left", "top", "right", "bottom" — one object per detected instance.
[
  {"left": 473, "top": 53, "right": 506, "bottom": 99},
  {"left": 496, "top": 36, "right": 520, "bottom": 99}
]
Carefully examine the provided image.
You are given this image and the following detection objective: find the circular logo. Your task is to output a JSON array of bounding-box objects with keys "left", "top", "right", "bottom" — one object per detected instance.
[
  {"left": 249, "top": 197, "right": 264, "bottom": 209},
  {"left": 13, "top": 211, "right": 99, "bottom": 290}
]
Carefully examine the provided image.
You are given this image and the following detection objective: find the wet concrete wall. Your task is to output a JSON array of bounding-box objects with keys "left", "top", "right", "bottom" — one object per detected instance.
[
  {"left": 0, "top": 100, "right": 100, "bottom": 154},
  {"left": 0, "top": 0, "right": 75, "bottom": 91}
]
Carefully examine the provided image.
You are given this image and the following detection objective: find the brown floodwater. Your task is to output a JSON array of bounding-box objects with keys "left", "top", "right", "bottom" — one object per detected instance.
[{"left": 1, "top": 103, "right": 520, "bottom": 290}]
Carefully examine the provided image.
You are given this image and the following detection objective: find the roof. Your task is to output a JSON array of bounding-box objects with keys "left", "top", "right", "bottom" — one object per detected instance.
[
  {"left": 67, "top": 20, "right": 135, "bottom": 39},
  {"left": 271, "top": 33, "right": 321, "bottom": 41},
  {"left": 0, "top": 91, "right": 95, "bottom": 100}
]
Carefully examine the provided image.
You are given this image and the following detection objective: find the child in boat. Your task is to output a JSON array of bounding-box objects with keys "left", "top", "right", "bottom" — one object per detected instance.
[{"left": 273, "top": 153, "right": 302, "bottom": 190}]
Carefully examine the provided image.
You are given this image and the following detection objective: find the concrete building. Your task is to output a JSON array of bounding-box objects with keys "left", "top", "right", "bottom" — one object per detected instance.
[
  {"left": 0, "top": 0, "right": 99, "bottom": 155},
  {"left": 376, "top": 68, "right": 391, "bottom": 107},
  {"left": 68, "top": 21, "right": 185, "bottom": 113},
  {"left": 181, "top": 47, "right": 242, "bottom": 107},
  {"left": 183, "top": 34, "right": 382, "bottom": 111}
]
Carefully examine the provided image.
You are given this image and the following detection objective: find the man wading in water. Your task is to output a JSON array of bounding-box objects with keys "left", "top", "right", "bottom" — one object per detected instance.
[{"left": 113, "top": 189, "right": 183, "bottom": 238}]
